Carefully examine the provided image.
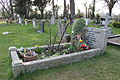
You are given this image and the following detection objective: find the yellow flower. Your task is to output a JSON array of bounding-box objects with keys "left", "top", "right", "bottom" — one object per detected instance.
[
  {"left": 63, "top": 53, "right": 66, "bottom": 55},
  {"left": 79, "top": 40, "right": 83, "bottom": 42}
]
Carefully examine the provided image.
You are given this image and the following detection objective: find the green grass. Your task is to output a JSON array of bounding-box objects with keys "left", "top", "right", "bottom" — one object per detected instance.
[{"left": 0, "top": 23, "right": 120, "bottom": 80}]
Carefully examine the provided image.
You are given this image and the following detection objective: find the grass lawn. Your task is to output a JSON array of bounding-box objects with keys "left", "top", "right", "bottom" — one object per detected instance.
[{"left": 0, "top": 23, "right": 120, "bottom": 80}]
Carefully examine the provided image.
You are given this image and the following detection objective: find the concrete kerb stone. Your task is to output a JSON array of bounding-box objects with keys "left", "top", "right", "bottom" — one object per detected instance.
[{"left": 9, "top": 47, "right": 24, "bottom": 77}]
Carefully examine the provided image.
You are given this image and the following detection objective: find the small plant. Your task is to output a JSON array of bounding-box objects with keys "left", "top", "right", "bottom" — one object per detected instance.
[
  {"left": 113, "top": 21, "right": 120, "bottom": 28},
  {"left": 34, "top": 48, "right": 45, "bottom": 54}
]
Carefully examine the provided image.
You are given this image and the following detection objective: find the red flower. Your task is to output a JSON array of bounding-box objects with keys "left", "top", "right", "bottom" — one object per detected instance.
[{"left": 81, "top": 44, "right": 86, "bottom": 48}]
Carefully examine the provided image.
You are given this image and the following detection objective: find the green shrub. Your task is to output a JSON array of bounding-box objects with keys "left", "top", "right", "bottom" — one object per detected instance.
[
  {"left": 113, "top": 21, "right": 120, "bottom": 28},
  {"left": 72, "top": 18, "right": 86, "bottom": 35}
]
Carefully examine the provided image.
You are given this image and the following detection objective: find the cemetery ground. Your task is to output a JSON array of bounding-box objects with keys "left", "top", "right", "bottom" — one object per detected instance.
[{"left": 0, "top": 23, "right": 120, "bottom": 80}]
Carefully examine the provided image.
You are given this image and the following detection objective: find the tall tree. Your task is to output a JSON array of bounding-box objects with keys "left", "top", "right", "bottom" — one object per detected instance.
[
  {"left": 14, "top": 0, "right": 32, "bottom": 18},
  {"left": 52, "top": 0, "right": 55, "bottom": 16},
  {"left": 63, "top": 0, "right": 67, "bottom": 17},
  {"left": 54, "top": 5, "right": 60, "bottom": 19},
  {"left": 66, "top": 4, "right": 70, "bottom": 18},
  {"left": 33, "top": 0, "right": 50, "bottom": 19},
  {"left": 104, "top": 0, "right": 118, "bottom": 16},
  {"left": 70, "top": 0, "right": 75, "bottom": 19},
  {"left": 83, "top": 2, "right": 88, "bottom": 18},
  {"left": 10, "top": 0, "right": 14, "bottom": 19},
  {"left": 92, "top": 0, "right": 96, "bottom": 19},
  {"left": 0, "top": 0, "right": 11, "bottom": 18}
]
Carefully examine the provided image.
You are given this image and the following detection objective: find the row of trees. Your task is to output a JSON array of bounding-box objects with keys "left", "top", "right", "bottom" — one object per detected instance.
[{"left": 0, "top": 0, "right": 119, "bottom": 19}]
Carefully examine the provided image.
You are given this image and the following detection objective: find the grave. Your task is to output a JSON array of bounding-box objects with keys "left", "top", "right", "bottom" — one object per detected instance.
[
  {"left": 85, "top": 18, "right": 90, "bottom": 25},
  {"left": 32, "top": 18, "right": 37, "bottom": 28},
  {"left": 102, "top": 14, "right": 120, "bottom": 45},
  {"left": 9, "top": 26, "right": 108, "bottom": 77},
  {"left": 50, "top": 15, "right": 55, "bottom": 24},
  {"left": 37, "top": 20, "right": 46, "bottom": 33},
  {"left": 101, "top": 13, "right": 113, "bottom": 37},
  {"left": 25, "top": 20, "right": 28, "bottom": 26},
  {"left": 18, "top": 17, "right": 22, "bottom": 24}
]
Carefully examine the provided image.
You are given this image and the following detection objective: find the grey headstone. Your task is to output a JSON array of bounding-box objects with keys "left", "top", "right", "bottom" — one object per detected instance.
[
  {"left": 18, "top": 17, "right": 22, "bottom": 24},
  {"left": 104, "top": 13, "right": 109, "bottom": 28},
  {"left": 102, "top": 21, "right": 105, "bottom": 25},
  {"left": 25, "top": 21, "right": 28, "bottom": 25},
  {"left": 85, "top": 19, "right": 90, "bottom": 25},
  {"left": 50, "top": 15, "right": 55, "bottom": 24},
  {"left": 32, "top": 18, "right": 37, "bottom": 28},
  {"left": 85, "top": 27, "right": 108, "bottom": 53}
]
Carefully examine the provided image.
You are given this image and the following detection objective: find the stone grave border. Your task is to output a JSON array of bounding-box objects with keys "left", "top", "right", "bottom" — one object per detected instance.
[
  {"left": 108, "top": 34, "right": 120, "bottom": 46},
  {"left": 9, "top": 27, "right": 108, "bottom": 77},
  {"left": 9, "top": 44, "right": 101, "bottom": 78}
]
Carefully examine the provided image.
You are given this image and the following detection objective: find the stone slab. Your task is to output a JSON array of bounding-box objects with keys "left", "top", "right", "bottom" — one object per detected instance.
[{"left": 85, "top": 27, "right": 108, "bottom": 53}]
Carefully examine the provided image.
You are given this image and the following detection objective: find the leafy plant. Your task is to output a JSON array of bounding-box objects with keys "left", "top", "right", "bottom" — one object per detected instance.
[
  {"left": 34, "top": 48, "right": 45, "bottom": 54},
  {"left": 72, "top": 18, "right": 86, "bottom": 47},
  {"left": 113, "top": 21, "right": 120, "bottom": 28},
  {"left": 72, "top": 18, "right": 86, "bottom": 36}
]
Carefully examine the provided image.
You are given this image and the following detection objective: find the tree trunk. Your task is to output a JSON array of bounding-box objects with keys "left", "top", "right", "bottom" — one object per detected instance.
[
  {"left": 52, "top": 0, "right": 55, "bottom": 16},
  {"left": 92, "top": 0, "right": 95, "bottom": 19},
  {"left": 63, "top": 0, "right": 67, "bottom": 17},
  {"left": 109, "top": 7, "right": 112, "bottom": 16},
  {"left": 70, "top": 0, "right": 75, "bottom": 19},
  {"left": 41, "top": 10, "right": 44, "bottom": 19},
  {"left": 10, "top": 0, "right": 14, "bottom": 19},
  {"left": 86, "top": 7, "right": 88, "bottom": 18}
]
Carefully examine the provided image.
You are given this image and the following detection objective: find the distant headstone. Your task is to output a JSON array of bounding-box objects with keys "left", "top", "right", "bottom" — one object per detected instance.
[
  {"left": 32, "top": 18, "right": 37, "bottom": 28},
  {"left": 64, "top": 17, "right": 67, "bottom": 23},
  {"left": 25, "top": 21, "right": 28, "bottom": 25},
  {"left": 102, "top": 21, "right": 105, "bottom": 25},
  {"left": 18, "top": 17, "right": 22, "bottom": 24},
  {"left": 104, "top": 13, "right": 109, "bottom": 28},
  {"left": 40, "top": 20, "right": 45, "bottom": 33},
  {"left": 50, "top": 15, "right": 55, "bottom": 24},
  {"left": 85, "top": 19, "right": 90, "bottom": 25},
  {"left": 85, "top": 27, "right": 108, "bottom": 53},
  {"left": 101, "top": 13, "right": 113, "bottom": 37}
]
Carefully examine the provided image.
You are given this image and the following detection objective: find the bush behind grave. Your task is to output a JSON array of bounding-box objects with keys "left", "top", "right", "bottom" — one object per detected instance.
[{"left": 113, "top": 21, "right": 120, "bottom": 28}]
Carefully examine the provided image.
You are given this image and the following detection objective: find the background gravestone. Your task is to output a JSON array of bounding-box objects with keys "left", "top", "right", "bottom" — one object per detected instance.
[
  {"left": 85, "top": 27, "right": 108, "bottom": 53},
  {"left": 40, "top": 20, "right": 45, "bottom": 33},
  {"left": 25, "top": 20, "right": 27, "bottom": 25},
  {"left": 18, "top": 17, "right": 22, "bottom": 24},
  {"left": 50, "top": 15, "right": 55, "bottom": 24},
  {"left": 85, "top": 19, "right": 90, "bottom": 25},
  {"left": 101, "top": 13, "right": 113, "bottom": 37},
  {"left": 32, "top": 18, "right": 37, "bottom": 28},
  {"left": 102, "top": 21, "right": 105, "bottom": 25}
]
